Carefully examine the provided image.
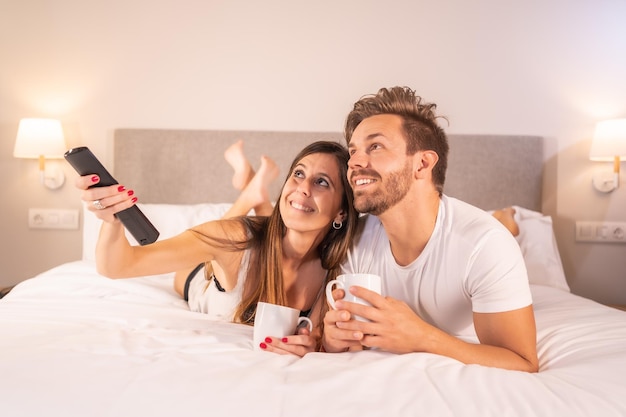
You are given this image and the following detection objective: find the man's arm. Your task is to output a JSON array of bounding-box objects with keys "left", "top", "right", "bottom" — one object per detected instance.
[{"left": 322, "top": 287, "right": 538, "bottom": 372}]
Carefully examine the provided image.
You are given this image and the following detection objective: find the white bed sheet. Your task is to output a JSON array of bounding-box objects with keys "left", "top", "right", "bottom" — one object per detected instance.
[{"left": 1, "top": 261, "right": 625, "bottom": 417}]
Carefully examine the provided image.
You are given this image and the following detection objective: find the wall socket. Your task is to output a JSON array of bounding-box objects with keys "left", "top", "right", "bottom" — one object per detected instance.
[
  {"left": 575, "top": 221, "right": 626, "bottom": 243},
  {"left": 29, "top": 208, "right": 80, "bottom": 230}
]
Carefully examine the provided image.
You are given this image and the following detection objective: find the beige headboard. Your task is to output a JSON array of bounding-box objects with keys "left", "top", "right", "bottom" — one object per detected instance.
[{"left": 114, "top": 129, "right": 543, "bottom": 212}]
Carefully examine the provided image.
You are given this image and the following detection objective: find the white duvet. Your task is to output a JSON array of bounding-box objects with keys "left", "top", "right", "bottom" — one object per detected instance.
[{"left": 1, "top": 261, "right": 625, "bottom": 417}]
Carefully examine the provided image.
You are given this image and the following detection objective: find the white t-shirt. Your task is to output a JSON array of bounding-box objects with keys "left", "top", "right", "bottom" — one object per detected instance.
[{"left": 342, "top": 195, "right": 532, "bottom": 342}]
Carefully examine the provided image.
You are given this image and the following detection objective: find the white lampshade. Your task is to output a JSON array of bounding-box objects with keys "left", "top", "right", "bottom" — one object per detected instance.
[
  {"left": 13, "top": 118, "right": 66, "bottom": 159},
  {"left": 589, "top": 118, "right": 626, "bottom": 162},
  {"left": 13, "top": 118, "right": 67, "bottom": 189}
]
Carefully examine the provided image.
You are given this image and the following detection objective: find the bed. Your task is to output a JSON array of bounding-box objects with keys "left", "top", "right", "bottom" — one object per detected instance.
[{"left": 1, "top": 129, "right": 625, "bottom": 417}]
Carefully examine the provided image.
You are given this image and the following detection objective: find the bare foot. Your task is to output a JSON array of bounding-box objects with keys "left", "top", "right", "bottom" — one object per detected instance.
[
  {"left": 225, "top": 155, "right": 279, "bottom": 217},
  {"left": 492, "top": 207, "right": 519, "bottom": 236},
  {"left": 224, "top": 140, "right": 253, "bottom": 191},
  {"left": 245, "top": 156, "right": 279, "bottom": 215}
]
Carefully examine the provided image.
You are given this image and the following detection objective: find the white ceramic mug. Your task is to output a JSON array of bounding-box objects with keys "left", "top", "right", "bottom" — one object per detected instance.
[
  {"left": 325, "top": 273, "right": 382, "bottom": 321},
  {"left": 253, "top": 302, "right": 313, "bottom": 351}
]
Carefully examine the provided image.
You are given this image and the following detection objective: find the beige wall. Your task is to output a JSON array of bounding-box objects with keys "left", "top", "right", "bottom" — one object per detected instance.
[{"left": 1, "top": 0, "right": 625, "bottom": 304}]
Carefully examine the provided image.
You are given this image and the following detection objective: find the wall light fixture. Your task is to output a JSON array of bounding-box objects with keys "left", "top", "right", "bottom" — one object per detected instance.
[
  {"left": 13, "top": 118, "right": 67, "bottom": 190},
  {"left": 590, "top": 118, "right": 626, "bottom": 193}
]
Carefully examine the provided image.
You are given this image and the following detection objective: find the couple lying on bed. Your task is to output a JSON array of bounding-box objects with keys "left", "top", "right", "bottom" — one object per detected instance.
[{"left": 77, "top": 86, "right": 538, "bottom": 372}]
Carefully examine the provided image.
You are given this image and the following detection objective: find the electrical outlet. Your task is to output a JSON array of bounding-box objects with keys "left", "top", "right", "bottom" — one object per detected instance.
[
  {"left": 575, "top": 221, "right": 626, "bottom": 243},
  {"left": 29, "top": 208, "right": 80, "bottom": 230}
]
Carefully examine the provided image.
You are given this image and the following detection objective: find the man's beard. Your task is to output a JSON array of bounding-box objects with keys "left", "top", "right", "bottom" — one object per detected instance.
[{"left": 353, "top": 160, "right": 412, "bottom": 216}]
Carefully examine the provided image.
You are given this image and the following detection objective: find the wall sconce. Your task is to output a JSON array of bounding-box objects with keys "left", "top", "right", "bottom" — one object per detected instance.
[
  {"left": 13, "top": 118, "right": 67, "bottom": 190},
  {"left": 589, "top": 118, "right": 626, "bottom": 193}
]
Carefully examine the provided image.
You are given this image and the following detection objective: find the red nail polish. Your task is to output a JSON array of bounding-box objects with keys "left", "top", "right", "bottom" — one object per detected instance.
[
  {"left": 117, "top": 185, "right": 126, "bottom": 192},
  {"left": 127, "top": 190, "right": 134, "bottom": 196},
  {"left": 265, "top": 337, "right": 272, "bottom": 344},
  {"left": 131, "top": 197, "right": 138, "bottom": 203},
  {"left": 91, "top": 176, "right": 99, "bottom": 183},
  {"left": 259, "top": 342, "right": 267, "bottom": 349},
  {"left": 281, "top": 337, "right": 288, "bottom": 343}
]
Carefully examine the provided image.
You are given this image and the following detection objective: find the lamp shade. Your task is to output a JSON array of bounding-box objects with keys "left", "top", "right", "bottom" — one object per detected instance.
[
  {"left": 589, "top": 118, "right": 626, "bottom": 162},
  {"left": 13, "top": 118, "right": 66, "bottom": 159}
]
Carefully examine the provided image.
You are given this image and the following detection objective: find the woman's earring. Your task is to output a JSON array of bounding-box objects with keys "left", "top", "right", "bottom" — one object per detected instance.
[{"left": 332, "top": 220, "right": 343, "bottom": 230}]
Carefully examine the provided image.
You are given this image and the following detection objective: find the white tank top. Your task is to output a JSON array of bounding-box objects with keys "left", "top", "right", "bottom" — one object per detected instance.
[{"left": 186, "top": 250, "right": 250, "bottom": 321}]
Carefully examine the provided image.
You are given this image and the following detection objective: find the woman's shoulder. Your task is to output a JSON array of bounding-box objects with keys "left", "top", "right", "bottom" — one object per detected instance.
[{"left": 189, "top": 217, "right": 250, "bottom": 239}]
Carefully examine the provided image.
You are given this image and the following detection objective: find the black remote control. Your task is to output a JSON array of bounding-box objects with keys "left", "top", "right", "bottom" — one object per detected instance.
[{"left": 64, "top": 146, "right": 160, "bottom": 245}]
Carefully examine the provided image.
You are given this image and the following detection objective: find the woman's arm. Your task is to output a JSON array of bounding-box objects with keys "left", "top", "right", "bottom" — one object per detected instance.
[
  {"left": 76, "top": 174, "right": 244, "bottom": 280},
  {"left": 95, "top": 221, "right": 221, "bottom": 278}
]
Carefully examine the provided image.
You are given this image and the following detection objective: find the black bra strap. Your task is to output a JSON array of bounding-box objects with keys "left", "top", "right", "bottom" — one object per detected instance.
[{"left": 183, "top": 263, "right": 205, "bottom": 301}]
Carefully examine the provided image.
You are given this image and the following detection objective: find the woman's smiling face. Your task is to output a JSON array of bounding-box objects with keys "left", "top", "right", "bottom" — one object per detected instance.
[{"left": 279, "top": 152, "right": 345, "bottom": 235}]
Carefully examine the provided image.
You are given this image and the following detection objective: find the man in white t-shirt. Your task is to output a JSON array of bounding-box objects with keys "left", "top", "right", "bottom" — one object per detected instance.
[{"left": 322, "top": 87, "right": 538, "bottom": 372}]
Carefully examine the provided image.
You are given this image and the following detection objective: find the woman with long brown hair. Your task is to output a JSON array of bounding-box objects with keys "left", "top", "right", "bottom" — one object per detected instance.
[{"left": 76, "top": 140, "right": 358, "bottom": 356}]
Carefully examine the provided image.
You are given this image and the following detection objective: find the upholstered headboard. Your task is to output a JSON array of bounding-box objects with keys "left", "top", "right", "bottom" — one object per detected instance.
[{"left": 114, "top": 129, "right": 543, "bottom": 212}]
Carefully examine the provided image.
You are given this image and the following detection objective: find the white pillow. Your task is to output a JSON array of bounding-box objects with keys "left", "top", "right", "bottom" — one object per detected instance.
[
  {"left": 511, "top": 206, "right": 570, "bottom": 292},
  {"left": 82, "top": 203, "right": 233, "bottom": 261},
  {"left": 82, "top": 203, "right": 570, "bottom": 292}
]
